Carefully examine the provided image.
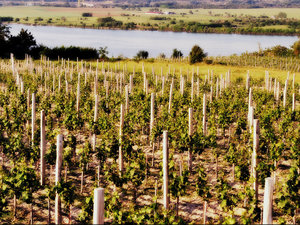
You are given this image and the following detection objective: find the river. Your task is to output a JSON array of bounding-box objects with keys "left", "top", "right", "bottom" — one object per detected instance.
[{"left": 9, "top": 24, "right": 298, "bottom": 58}]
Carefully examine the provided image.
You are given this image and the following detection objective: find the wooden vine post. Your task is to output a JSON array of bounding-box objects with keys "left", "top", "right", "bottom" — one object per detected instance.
[
  {"left": 125, "top": 85, "right": 129, "bottom": 113},
  {"left": 150, "top": 93, "right": 155, "bottom": 144},
  {"left": 163, "top": 130, "right": 169, "bottom": 210},
  {"left": 55, "top": 134, "right": 63, "bottom": 225},
  {"left": 31, "top": 93, "right": 36, "bottom": 142},
  {"left": 248, "top": 87, "right": 253, "bottom": 123},
  {"left": 93, "top": 188, "right": 105, "bottom": 224},
  {"left": 216, "top": 78, "right": 219, "bottom": 99},
  {"left": 40, "top": 110, "right": 46, "bottom": 186},
  {"left": 292, "top": 93, "right": 295, "bottom": 111},
  {"left": 168, "top": 78, "right": 173, "bottom": 113},
  {"left": 188, "top": 108, "right": 193, "bottom": 172},
  {"left": 246, "top": 71, "right": 250, "bottom": 90},
  {"left": 283, "top": 79, "right": 288, "bottom": 108},
  {"left": 161, "top": 76, "right": 165, "bottom": 95},
  {"left": 210, "top": 85, "right": 213, "bottom": 102},
  {"left": 94, "top": 94, "right": 98, "bottom": 123},
  {"left": 27, "top": 89, "right": 31, "bottom": 113},
  {"left": 191, "top": 75, "right": 194, "bottom": 102},
  {"left": 202, "top": 94, "right": 207, "bottom": 136},
  {"left": 119, "top": 104, "right": 125, "bottom": 172},
  {"left": 93, "top": 94, "right": 98, "bottom": 152},
  {"left": 197, "top": 78, "right": 200, "bottom": 97},
  {"left": 262, "top": 177, "right": 274, "bottom": 224},
  {"left": 248, "top": 106, "right": 254, "bottom": 133},
  {"left": 76, "top": 73, "right": 80, "bottom": 112},
  {"left": 203, "top": 201, "right": 207, "bottom": 224},
  {"left": 252, "top": 119, "right": 259, "bottom": 202}
]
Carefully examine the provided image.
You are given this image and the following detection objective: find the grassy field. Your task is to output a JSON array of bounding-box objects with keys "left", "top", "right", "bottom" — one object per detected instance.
[
  {"left": 98, "top": 59, "right": 300, "bottom": 83},
  {"left": 1, "top": 6, "right": 300, "bottom": 19},
  {"left": 1, "top": 6, "right": 300, "bottom": 33}
]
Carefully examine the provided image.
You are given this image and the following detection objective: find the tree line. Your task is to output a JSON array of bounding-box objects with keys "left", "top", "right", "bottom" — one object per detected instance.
[{"left": 0, "top": 24, "right": 99, "bottom": 60}]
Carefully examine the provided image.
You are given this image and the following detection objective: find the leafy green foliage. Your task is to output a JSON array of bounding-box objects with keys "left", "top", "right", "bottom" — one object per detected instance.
[
  {"left": 276, "top": 167, "right": 299, "bottom": 217},
  {"left": 196, "top": 167, "right": 211, "bottom": 200},
  {"left": 3, "top": 164, "right": 39, "bottom": 204},
  {"left": 189, "top": 45, "right": 206, "bottom": 64}
]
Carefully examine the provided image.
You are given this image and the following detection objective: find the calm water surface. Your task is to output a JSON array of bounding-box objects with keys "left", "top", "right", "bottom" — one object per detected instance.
[{"left": 9, "top": 24, "right": 298, "bottom": 58}]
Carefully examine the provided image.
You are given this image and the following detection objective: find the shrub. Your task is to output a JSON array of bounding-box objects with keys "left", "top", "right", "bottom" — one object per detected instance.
[
  {"left": 82, "top": 13, "right": 93, "bottom": 17},
  {"left": 0, "top": 17, "right": 13, "bottom": 22},
  {"left": 276, "top": 12, "right": 287, "bottom": 19},
  {"left": 41, "top": 46, "right": 99, "bottom": 60},
  {"left": 172, "top": 48, "right": 183, "bottom": 58},
  {"left": 97, "top": 17, "right": 123, "bottom": 28},
  {"left": 204, "top": 58, "right": 213, "bottom": 64},
  {"left": 189, "top": 45, "right": 207, "bottom": 64},
  {"left": 263, "top": 45, "right": 293, "bottom": 57},
  {"left": 135, "top": 50, "right": 149, "bottom": 59},
  {"left": 150, "top": 16, "right": 167, "bottom": 20},
  {"left": 292, "top": 39, "right": 300, "bottom": 57}
]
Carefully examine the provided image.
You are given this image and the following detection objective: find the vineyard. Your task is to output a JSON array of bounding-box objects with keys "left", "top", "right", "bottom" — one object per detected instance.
[{"left": 0, "top": 56, "right": 299, "bottom": 224}]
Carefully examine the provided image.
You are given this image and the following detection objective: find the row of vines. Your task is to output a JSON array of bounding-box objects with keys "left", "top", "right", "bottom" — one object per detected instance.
[{"left": 0, "top": 56, "right": 298, "bottom": 224}]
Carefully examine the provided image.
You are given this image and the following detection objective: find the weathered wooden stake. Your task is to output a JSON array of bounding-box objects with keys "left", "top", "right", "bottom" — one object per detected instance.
[
  {"left": 262, "top": 177, "right": 274, "bottom": 224},
  {"left": 27, "top": 89, "right": 31, "bottom": 110},
  {"left": 145, "top": 79, "right": 149, "bottom": 95},
  {"left": 252, "top": 119, "right": 259, "bottom": 202},
  {"left": 191, "top": 75, "right": 194, "bottom": 102},
  {"left": 161, "top": 76, "right": 165, "bottom": 95},
  {"left": 125, "top": 85, "right": 129, "bottom": 113},
  {"left": 246, "top": 71, "right": 250, "bottom": 90},
  {"left": 94, "top": 95, "right": 98, "bottom": 123},
  {"left": 65, "top": 80, "right": 68, "bottom": 94},
  {"left": 93, "top": 188, "right": 105, "bottom": 225},
  {"left": 40, "top": 110, "right": 46, "bottom": 186},
  {"left": 150, "top": 93, "right": 155, "bottom": 140},
  {"left": 203, "top": 201, "right": 207, "bottom": 224},
  {"left": 168, "top": 79, "right": 173, "bottom": 113},
  {"left": 203, "top": 94, "right": 207, "bottom": 136},
  {"left": 58, "top": 74, "right": 61, "bottom": 91},
  {"left": 119, "top": 104, "right": 124, "bottom": 172},
  {"left": 216, "top": 78, "right": 219, "bottom": 98},
  {"left": 55, "top": 134, "right": 63, "bottom": 225},
  {"left": 188, "top": 108, "right": 193, "bottom": 172},
  {"left": 283, "top": 79, "right": 288, "bottom": 108},
  {"left": 197, "top": 78, "right": 200, "bottom": 97},
  {"left": 32, "top": 93, "right": 36, "bottom": 142},
  {"left": 76, "top": 74, "right": 80, "bottom": 112},
  {"left": 163, "top": 130, "right": 169, "bottom": 210},
  {"left": 292, "top": 93, "right": 295, "bottom": 111},
  {"left": 180, "top": 76, "right": 184, "bottom": 95}
]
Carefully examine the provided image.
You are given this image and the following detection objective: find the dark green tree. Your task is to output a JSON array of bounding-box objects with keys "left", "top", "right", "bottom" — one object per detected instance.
[
  {"left": 99, "top": 46, "right": 109, "bottom": 60},
  {"left": 172, "top": 48, "right": 183, "bottom": 58},
  {"left": 189, "top": 45, "right": 206, "bottom": 64},
  {"left": 135, "top": 50, "right": 149, "bottom": 59},
  {"left": 9, "top": 29, "right": 36, "bottom": 59}
]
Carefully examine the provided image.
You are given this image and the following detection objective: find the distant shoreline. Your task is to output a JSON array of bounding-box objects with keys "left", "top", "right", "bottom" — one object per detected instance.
[{"left": 7, "top": 22, "right": 300, "bottom": 37}]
